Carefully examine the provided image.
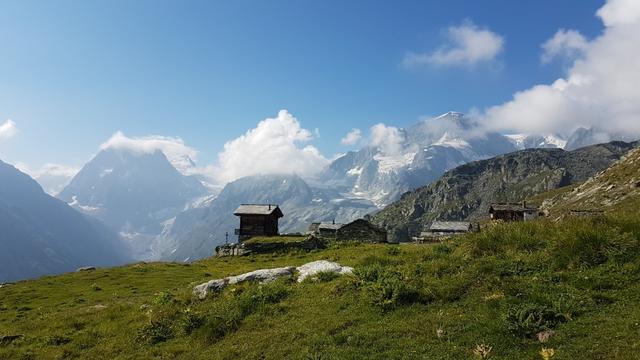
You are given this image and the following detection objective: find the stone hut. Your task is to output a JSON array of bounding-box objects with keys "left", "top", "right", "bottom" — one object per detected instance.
[
  {"left": 308, "top": 221, "right": 343, "bottom": 240},
  {"left": 233, "top": 204, "right": 284, "bottom": 241},
  {"left": 335, "top": 219, "right": 387, "bottom": 243},
  {"left": 415, "top": 221, "right": 476, "bottom": 243},
  {"left": 489, "top": 202, "right": 540, "bottom": 222}
]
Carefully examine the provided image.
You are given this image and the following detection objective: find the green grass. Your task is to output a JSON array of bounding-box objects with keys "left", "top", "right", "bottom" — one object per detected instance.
[
  {"left": 2, "top": 215, "right": 640, "bottom": 359},
  {"left": 242, "top": 235, "right": 307, "bottom": 244}
]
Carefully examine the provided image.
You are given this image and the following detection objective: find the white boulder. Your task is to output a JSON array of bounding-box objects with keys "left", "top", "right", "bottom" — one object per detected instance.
[
  {"left": 193, "top": 260, "right": 353, "bottom": 299},
  {"left": 296, "top": 260, "right": 353, "bottom": 283}
]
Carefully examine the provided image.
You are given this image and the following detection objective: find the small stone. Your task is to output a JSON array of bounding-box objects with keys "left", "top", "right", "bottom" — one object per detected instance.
[
  {"left": 537, "top": 329, "right": 555, "bottom": 343},
  {"left": 76, "top": 266, "right": 96, "bottom": 272}
]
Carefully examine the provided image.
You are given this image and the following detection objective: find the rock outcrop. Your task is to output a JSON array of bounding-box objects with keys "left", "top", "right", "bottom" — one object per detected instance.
[
  {"left": 193, "top": 260, "right": 353, "bottom": 299},
  {"left": 296, "top": 260, "right": 353, "bottom": 283}
]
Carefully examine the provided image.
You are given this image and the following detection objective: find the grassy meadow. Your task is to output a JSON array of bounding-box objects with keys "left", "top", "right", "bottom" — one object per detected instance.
[{"left": 1, "top": 214, "right": 640, "bottom": 359}]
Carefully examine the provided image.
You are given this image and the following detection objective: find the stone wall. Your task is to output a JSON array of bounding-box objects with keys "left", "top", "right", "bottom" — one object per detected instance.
[
  {"left": 216, "top": 237, "right": 326, "bottom": 257},
  {"left": 336, "top": 219, "right": 387, "bottom": 243}
]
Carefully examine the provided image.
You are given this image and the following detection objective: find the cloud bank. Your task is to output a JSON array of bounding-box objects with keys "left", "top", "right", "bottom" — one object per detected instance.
[
  {"left": 541, "top": 29, "right": 589, "bottom": 63},
  {"left": 340, "top": 129, "right": 362, "bottom": 146},
  {"left": 100, "top": 132, "right": 199, "bottom": 173},
  {"left": 213, "top": 110, "right": 329, "bottom": 184},
  {"left": 0, "top": 120, "right": 17, "bottom": 140},
  {"left": 404, "top": 20, "right": 504, "bottom": 67},
  {"left": 370, "top": 123, "right": 405, "bottom": 155},
  {"left": 480, "top": 0, "right": 640, "bottom": 138}
]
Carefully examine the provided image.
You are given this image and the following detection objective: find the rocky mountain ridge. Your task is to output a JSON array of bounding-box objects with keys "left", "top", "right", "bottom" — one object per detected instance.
[{"left": 371, "top": 141, "right": 639, "bottom": 241}]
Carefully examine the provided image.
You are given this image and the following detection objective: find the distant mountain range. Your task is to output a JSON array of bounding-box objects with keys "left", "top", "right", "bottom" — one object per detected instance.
[
  {"left": 371, "top": 141, "right": 639, "bottom": 241},
  {"left": 57, "top": 148, "right": 208, "bottom": 259},
  {"left": 0, "top": 160, "right": 130, "bottom": 282},
  {"left": 316, "top": 112, "right": 573, "bottom": 208},
  {"left": 156, "top": 174, "right": 376, "bottom": 261},
  {"left": 35, "top": 112, "right": 636, "bottom": 262}
]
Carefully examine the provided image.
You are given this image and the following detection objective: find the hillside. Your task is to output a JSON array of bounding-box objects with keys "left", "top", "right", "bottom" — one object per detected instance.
[
  {"left": 371, "top": 141, "right": 638, "bottom": 241},
  {"left": 0, "top": 160, "right": 130, "bottom": 283},
  {"left": 1, "top": 209, "right": 640, "bottom": 359},
  {"left": 542, "top": 146, "right": 640, "bottom": 215}
]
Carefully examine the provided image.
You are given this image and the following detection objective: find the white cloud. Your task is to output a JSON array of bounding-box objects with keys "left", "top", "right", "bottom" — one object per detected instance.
[
  {"left": 100, "top": 131, "right": 199, "bottom": 173},
  {"left": 16, "top": 162, "right": 79, "bottom": 195},
  {"left": 370, "top": 123, "right": 405, "bottom": 155},
  {"left": 213, "top": 110, "right": 329, "bottom": 184},
  {"left": 541, "top": 29, "right": 589, "bottom": 63},
  {"left": 597, "top": 0, "right": 640, "bottom": 26},
  {"left": 403, "top": 20, "right": 504, "bottom": 67},
  {"left": 0, "top": 120, "right": 17, "bottom": 140},
  {"left": 340, "top": 128, "right": 362, "bottom": 146},
  {"left": 479, "top": 0, "right": 640, "bottom": 138}
]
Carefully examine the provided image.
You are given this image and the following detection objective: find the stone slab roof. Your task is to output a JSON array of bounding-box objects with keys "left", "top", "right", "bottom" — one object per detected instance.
[
  {"left": 429, "top": 221, "right": 471, "bottom": 232},
  {"left": 234, "top": 204, "right": 283, "bottom": 217}
]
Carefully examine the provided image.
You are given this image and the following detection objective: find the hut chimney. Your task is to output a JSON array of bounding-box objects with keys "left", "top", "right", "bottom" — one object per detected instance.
[
  {"left": 269, "top": 204, "right": 272, "bottom": 210},
  {"left": 332, "top": 219, "right": 335, "bottom": 225}
]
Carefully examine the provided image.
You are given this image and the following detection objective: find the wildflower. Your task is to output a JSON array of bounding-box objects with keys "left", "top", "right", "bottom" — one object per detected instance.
[
  {"left": 540, "top": 347, "right": 555, "bottom": 360},
  {"left": 473, "top": 343, "right": 492, "bottom": 359}
]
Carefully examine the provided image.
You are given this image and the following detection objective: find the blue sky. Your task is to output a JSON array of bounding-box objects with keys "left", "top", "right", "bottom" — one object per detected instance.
[{"left": 0, "top": 0, "right": 611, "bottom": 174}]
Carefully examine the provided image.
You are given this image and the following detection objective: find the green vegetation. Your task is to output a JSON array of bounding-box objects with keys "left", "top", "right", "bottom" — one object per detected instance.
[
  {"left": 1, "top": 212, "right": 640, "bottom": 359},
  {"left": 242, "top": 235, "right": 307, "bottom": 244}
]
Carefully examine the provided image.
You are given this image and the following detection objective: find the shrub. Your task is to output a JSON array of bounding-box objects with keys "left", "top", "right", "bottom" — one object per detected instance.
[
  {"left": 356, "top": 266, "right": 422, "bottom": 310},
  {"left": 138, "top": 318, "right": 174, "bottom": 344},
  {"left": 153, "top": 291, "right": 176, "bottom": 306},
  {"left": 386, "top": 246, "right": 401, "bottom": 256},
  {"left": 503, "top": 303, "right": 566, "bottom": 337},
  {"left": 179, "top": 308, "right": 204, "bottom": 335}
]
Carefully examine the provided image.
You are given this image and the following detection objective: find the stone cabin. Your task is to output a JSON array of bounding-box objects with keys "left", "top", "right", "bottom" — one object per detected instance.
[
  {"left": 489, "top": 202, "right": 540, "bottom": 222},
  {"left": 336, "top": 219, "right": 387, "bottom": 243},
  {"left": 415, "top": 221, "right": 475, "bottom": 243},
  {"left": 307, "top": 221, "right": 343, "bottom": 240},
  {"left": 233, "top": 204, "right": 283, "bottom": 241}
]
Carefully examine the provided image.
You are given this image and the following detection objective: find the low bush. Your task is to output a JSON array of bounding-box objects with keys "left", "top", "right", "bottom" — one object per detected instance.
[{"left": 503, "top": 303, "right": 566, "bottom": 337}]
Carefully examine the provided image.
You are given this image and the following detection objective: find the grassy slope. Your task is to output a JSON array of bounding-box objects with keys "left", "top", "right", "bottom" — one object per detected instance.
[
  {"left": 2, "top": 213, "right": 640, "bottom": 359},
  {"left": 543, "top": 147, "right": 640, "bottom": 217}
]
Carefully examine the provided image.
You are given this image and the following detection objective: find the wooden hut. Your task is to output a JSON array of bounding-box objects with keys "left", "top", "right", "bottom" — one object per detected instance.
[
  {"left": 489, "top": 202, "right": 539, "bottom": 222},
  {"left": 234, "top": 204, "right": 284, "bottom": 241}
]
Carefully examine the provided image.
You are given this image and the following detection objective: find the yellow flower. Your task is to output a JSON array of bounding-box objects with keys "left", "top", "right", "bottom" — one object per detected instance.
[
  {"left": 473, "top": 343, "right": 493, "bottom": 359},
  {"left": 540, "top": 347, "right": 555, "bottom": 360}
]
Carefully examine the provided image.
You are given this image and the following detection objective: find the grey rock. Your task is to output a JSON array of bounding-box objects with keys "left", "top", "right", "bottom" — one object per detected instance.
[
  {"left": 194, "top": 260, "right": 354, "bottom": 299},
  {"left": 296, "top": 260, "right": 353, "bottom": 283},
  {"left": 76, "top": 266, "right": 96, "bottom": 272},
  {"left": 193, "top": 267, "right": 295, "bottom": 299}
]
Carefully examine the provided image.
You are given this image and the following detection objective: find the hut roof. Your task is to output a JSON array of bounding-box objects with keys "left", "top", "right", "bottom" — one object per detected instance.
[
  {"left": 317, "top": 222, "right": 343, "bottom": 230},
  {"left": 489, "top": 203, "right": 538, "bottom": 212},
  {"left": 233, "top": 204, "right": 283, "bottom": 218},
  {"left": 429, "top": 221, "right": 471, "bottom": 232}
]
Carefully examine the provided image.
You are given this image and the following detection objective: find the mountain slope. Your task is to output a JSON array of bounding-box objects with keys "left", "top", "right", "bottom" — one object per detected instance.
[
  {"left": 542, "top": 145, "right": 640, "bottom": 214},
  {"left": 0, "top": 160, "right": 130, "bottom": 282},
  {"left": 318, "top": 112, "right": 565, "bottom": 208},
  {"left": 58, "top": 148, "right": 208, "bottom": 259},
  {"left": 372, "top": 141, "right": 638, "bottom": 241},
  {"left": 159, "top": 174, "right": 377, "bottom": 261}
]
